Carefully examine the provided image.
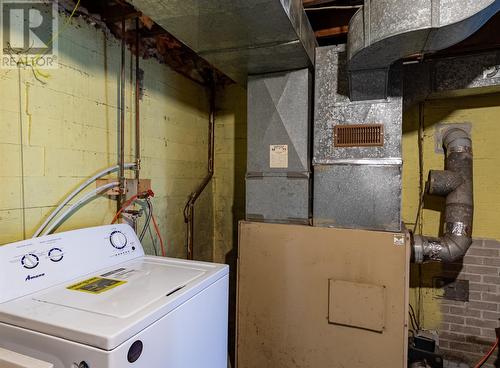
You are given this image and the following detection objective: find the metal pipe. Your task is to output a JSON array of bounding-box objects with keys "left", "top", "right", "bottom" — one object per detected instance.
[
  {"left": 183, "top": 78, "right": 216, "bottom": 260},
  {"left": 135, "top": 17, "right": 141, "bottom": 180},
  {"left": 412, "top": 128, "right": 473, "bottom": 263},
  {"left": 118, "top": 18, "right": 126, "bottom": 212}
]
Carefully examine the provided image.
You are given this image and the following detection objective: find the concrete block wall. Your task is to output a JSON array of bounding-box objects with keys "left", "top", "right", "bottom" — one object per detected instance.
[
  {"left": 0, "top": 11, "right": 247, "bottom": 263},
  {"left": 213, "top": 84, "right": 247, "bottom": 366}
]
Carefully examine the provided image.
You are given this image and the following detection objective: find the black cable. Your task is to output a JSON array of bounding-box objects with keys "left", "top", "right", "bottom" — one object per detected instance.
[
  {"left": 413, "top": 102, "right": 426, "bottom": 330},
  {"left": 139, "top": 199, "right": 152, "bottom": 241},
  {"left": 409, "top": 304, "right": 420, "bottom": 331},
  {"left": 148, "top": 220, "right": 158, "bottom": 256},
  {"left": 144, "top": 198, "right": 159, "bottom": 256}
]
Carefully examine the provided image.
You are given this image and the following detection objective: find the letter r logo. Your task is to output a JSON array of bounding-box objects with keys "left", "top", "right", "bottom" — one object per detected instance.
[{"left": 2, "top": 1, "right": 54, "bottom": 55}]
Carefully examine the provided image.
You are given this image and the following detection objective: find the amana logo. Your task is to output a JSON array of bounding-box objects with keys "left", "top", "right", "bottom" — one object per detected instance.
[{"left": 25, "top": 273, "right": 45, "bottom": 281}]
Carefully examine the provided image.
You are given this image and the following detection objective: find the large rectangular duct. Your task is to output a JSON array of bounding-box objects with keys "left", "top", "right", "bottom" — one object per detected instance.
[
  {"left": 246, "top": 69, "right": 312, "bottom": 224},
  {"left": 313, "top": 45, "right": 403, "bottom": 232},
  {"left": 127, "top": 0, "right": 317, "bottom": 85}
]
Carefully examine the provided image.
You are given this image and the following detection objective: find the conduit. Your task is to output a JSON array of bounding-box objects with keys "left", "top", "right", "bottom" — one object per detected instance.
[
  {"left": 135, "top": 17, "right": 141, "bottom": 180},
  {"left": 118, "top": 19, "right": 126, "bottom": 210},
  {"left": 183, "top": 80, "right": 216, "bottom": 260},
  {"left": 412, "top": 128, "right": 474, "bottom": 263}
]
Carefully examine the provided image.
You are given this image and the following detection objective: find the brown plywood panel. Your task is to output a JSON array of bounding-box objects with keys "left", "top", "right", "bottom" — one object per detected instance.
[
  {"left": 328, "top": 280, "right": 386, "bottom": 332},
  {"left": 236, "top": 221, "right": 409, "bottom": 368}
]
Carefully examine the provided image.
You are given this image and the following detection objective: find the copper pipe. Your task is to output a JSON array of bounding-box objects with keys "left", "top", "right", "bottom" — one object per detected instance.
[
  {"left": 183, "top": 79, "right": 216, "bottom": 260},
  {"left": 134, "top": 17, "right": 141, "bottom": 180},
  {"left": 118, "top": 19, "right": 126, "bottom": 211}
]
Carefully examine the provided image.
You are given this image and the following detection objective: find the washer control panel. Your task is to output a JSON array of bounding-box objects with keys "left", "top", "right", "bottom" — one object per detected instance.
[
  {"left": 0, "top": 224, "right": 144, "bottom": 303},
  {"left": 110, "top": 231, "right": 128, "bottom": 249}
]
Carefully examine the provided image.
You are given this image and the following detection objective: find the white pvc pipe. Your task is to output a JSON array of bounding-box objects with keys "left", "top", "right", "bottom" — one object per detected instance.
[
  {"left": 33, "top": 163, "right": 136, "bottom": 237},
  {"left": 42, "top": 182, "right": 119, "bottom": 236}
]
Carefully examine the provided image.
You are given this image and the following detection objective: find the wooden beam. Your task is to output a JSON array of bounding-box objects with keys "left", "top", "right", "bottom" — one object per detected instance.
[
  {"left": 303, "top": 0, "right": 363, "bottom": 7},
  {"left": 315, "top": 25, "right": 349, "bottom": 38},
  {"left": 102, "top": 10, "right": 142, "bottom": 22},
  {"left": 303, "top": 0, "right": 339, "bottom": 7}
]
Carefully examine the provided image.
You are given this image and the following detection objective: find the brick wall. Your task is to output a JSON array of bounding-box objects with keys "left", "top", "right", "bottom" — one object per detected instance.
[{"left": 439, "top": 239, "right": 500, "bottom": 367}]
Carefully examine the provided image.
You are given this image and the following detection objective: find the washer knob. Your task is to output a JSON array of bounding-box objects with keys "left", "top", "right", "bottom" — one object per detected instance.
[
  {"left": 21, "top": 253, "right": 39, "bottom": 269},
  {"left": 48, "top": 248, "right": 64, "bottom": 262},
  {"left": 110, "top": 231, "right": 127, "bottom": 249}
]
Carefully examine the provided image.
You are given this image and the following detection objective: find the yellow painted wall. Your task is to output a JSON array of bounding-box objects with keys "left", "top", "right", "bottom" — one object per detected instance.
[
  {"left": 0, "top": 12, "right": 246, "bottom": 262},
  {"left": 403, "top": 93, "right": 500, "bottom": 329},
  {"left": 213, "top": 84, "right": 247, "bottom": 265}
]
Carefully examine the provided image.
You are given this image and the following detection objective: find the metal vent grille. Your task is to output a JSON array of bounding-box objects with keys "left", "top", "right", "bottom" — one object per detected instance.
[{"left": 334, "top": 124, "right": 384, "bottom": 147}]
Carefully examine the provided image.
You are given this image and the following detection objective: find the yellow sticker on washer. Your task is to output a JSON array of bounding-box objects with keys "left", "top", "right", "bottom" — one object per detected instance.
[{"left": 67, "top": 277, "right": 126, "bottom": 294}]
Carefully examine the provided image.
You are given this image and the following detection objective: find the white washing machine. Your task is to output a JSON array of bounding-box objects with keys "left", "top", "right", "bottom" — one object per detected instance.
[{"left": 0, "top": 224, "right": 229, "bottom": 368}]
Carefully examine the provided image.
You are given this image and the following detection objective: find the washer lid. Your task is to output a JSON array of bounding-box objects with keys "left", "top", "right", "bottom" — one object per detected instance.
[
  {"left": 0, "top": 256, "right": 229, "bottom": 350},
  {"left": 34, "top": 259, "right": 205, "bottom": 318}
]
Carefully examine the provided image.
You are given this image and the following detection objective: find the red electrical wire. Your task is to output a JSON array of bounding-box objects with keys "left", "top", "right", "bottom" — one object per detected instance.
[
  {"left": 111, "top": 194, "right": 140, "bottom": 224},
  {"left": 151, "top": 212, "right": 166, "bottom": 257},
  {"left": 111, "top": 189, "right": 165, "bottom": 256},
  {"left": 474, "top": 337, "right": 499, "bottom": 368}
]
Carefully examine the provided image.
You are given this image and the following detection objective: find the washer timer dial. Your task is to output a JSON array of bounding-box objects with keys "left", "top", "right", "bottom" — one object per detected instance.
[
  {"left": 21, "top": 253, "right": 39, "bottom": 269},
  {"left": 110, "top": 231, "right": 128, "bottom": 249},
  {"left": 48, "top": 248, "right": 64, "bottom": 262}
]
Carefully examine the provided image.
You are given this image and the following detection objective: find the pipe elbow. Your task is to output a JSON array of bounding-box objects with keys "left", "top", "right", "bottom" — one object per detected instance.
[{"left": 413, "top": 234, "right": 472, "bottom": 263}]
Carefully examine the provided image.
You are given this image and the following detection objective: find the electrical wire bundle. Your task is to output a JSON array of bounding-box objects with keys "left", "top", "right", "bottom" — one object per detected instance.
[{"left": 111, "top": 189, "right": 166, "bottom": 257}]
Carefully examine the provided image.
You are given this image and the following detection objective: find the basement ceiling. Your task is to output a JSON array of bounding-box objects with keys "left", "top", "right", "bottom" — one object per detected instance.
[
  {"left": 72, "top": 0, "right": 500, "bottom": 85},
  {"left": 125, "top": 0, "right": 317, "bottom": 85}
]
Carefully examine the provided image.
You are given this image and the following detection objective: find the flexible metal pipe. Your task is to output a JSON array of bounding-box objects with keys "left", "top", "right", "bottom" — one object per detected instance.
[
  {"left": 43, "top": 182, "right": 119, "bottom": 236},
  {"left": 183, "top": 80, "right": 216, "bottom": 260},
  {"left": 412, "top": 128, "right": 473, "bottom": 263},
  {"left": 33, "top": 163, "right": 136, "bottom": 237}
]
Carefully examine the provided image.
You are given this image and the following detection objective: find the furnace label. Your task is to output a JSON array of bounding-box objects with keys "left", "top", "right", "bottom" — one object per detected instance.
[{"left": 270, "top": 144, "right": 288, "bottom": 168}]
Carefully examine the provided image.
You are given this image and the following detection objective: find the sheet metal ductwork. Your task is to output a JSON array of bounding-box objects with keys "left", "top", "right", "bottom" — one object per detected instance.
[
  {"left": 127, "top": 0, "right": 317, "bottom": 85},
  {"left": 313, "top": 45, "right": 403, "bottom": 232},
  {"left": 347, "top": 0, "right": 500, "bottom": 100},
  {"left": 412, "top": 129, "right": 474, "bottom": 263}
]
